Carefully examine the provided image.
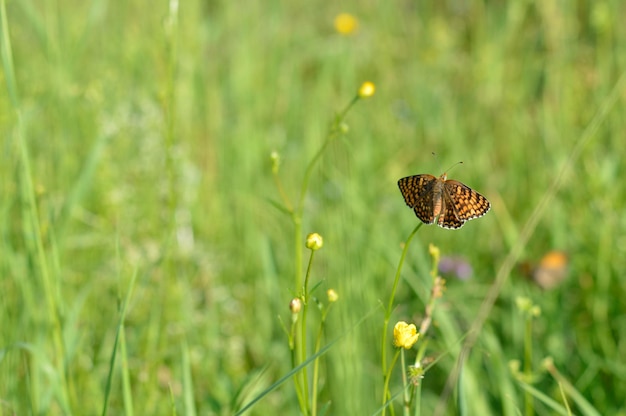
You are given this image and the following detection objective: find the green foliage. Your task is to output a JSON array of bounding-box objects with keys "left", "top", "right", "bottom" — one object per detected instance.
[{"left": 2, "top": 0, "right": 626, "bottom": 414}]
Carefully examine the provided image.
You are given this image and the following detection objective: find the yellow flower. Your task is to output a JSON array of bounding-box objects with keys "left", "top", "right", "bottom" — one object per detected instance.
[
  {"left": 393, "top": 321, "right": 419, "bottom": 349},
  {"left": 357, "top": 81, "right": 375, "bottom": 98},
  {"left": 327, "top": 289, "right": 338, "bottom": 303},
  {"left": 334, "top": 13, "right": 358, "bottom": 35},
  {"left": 305, "top": 233, "right": 323, "bottom": 251}
]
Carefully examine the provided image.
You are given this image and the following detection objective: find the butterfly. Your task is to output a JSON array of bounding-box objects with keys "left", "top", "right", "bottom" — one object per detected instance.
[{"left": 398, "top": 173, "right": 490, "bottom": 229}]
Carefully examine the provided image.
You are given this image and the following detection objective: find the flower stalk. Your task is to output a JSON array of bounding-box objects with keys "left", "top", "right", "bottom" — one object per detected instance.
[{"left": 272, "top": 83, "right": 374, "bottom": 414}]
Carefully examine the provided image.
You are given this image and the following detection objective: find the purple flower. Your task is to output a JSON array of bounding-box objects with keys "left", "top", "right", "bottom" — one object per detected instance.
[{"left": 439, "top": 256, "right": 473, "bottom": 280}]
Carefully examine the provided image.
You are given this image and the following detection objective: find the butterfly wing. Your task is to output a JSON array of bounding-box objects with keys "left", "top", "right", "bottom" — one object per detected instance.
[
  {"left": 398, "top": 175, "right": 437, "bottom": 224},
  {"left": 443, "top": 180, "right": 491, "bottom": 221}
]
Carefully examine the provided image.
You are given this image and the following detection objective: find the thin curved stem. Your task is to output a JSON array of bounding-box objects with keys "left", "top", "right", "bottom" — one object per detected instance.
[
  {"left": 381, "top": 223, "right": 422, "bottom": 406},
  {"left": 382, "top": 349, "right": 401, "bottom": 416}
]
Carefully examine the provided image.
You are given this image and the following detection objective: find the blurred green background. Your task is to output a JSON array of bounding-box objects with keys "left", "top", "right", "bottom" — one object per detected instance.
[{"left": 2, "top": 0, "right": 626, "bottom": 414}]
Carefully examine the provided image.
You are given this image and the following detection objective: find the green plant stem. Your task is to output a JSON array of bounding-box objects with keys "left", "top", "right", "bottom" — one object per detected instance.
[
  {"left": 524, "top": 316, "right": 533, "bottom": 416},
  {"left": 415, "top": 250, "right": 441, "bottom": 349},
  {"left": 284, "top": 92, "right": 363, "bottom": 413},
  {"left": 293, "top": 128, "right": 334, "bottom": 291},
  {"left": 291, "top": 331, "right": 307, "bottom": 414},
  {"left": 293, "top": 215, "right": 304, "bottom": 294},
  {"left": 297, "top": 249, "right": 316, "bottom": 414},
  {"left": 293, "top": 94, "right": 360, "bottom": 290},
  {"left": 272, "top": 171, "right": 294, "bottom": 213},
  {"left": 311, "top": 329, "right": 322, "bottom": 416},
  {"left": 400, "top": 349, "right": 410, "bottom": 416},
  {"left": 381, "top": 223, "right": 422, "bottom": 392},
  {"left": 337, "top": 95, "right": 359, "bottom": 121},
  {"left": 544, "top": 360, "right": 599, "bottom": 416},
  {"left": 163, "top": 0, "right": 179, "bottom": 220},
  {"left": 2, "top": 2, "right": 70, "bottom": 411},
  {"left": 413, "top": 377, "right": 422, "bottom": 416},
  {"left": 311, "top": 303, "right": 332, "bottom": 416},
  {"left": 102, "top": 269, "right": 138, "bottom": 416},
  {"left": 382, "top": 349, "right": 401, "bottom": 416},
  {"left": 1, "top": 0, "right": 19, "bottom": 108}
]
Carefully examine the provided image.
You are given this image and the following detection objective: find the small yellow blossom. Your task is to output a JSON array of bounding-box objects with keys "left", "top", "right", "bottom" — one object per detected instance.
[
  {"left": 357, "top": 81, "right": 375, "bottom": 98},
  {"left": 289, "top": 298, "right": 302, "bottom": 314},
  {"left": 334, "top": 13, "right": 358, "bottom": 35},
  {"left": 305, "top": 233, "right": 323, "bottom": 251},
  {"left": 393, "top": 321, "right": 419, "bottom": 349},
  {"left": 327, "top": 289, "right": 338, "bottom": 303},
  {"left": 429, "top": 243, "right": 440, "bottom": 264}
]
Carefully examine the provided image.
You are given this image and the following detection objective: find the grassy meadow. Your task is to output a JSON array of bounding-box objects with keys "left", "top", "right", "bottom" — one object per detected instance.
[{"left": 2, "top": 0, "right": 626, "bottom": 414}]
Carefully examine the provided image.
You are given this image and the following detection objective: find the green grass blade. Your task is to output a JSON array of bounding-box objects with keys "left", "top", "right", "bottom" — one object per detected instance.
[{"left": 101, "top": 268, "right": 138, "bottom": 416}]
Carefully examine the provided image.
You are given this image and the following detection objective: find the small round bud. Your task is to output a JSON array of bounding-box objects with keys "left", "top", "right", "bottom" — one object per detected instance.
[
  {"left": 515, "top": 296, "right": 532, "bottom": 312},
  {"left": 327, "top": 289, "right": 338, "bottom": 303},
  {"left": 541, "top": 356, "right": 555, "bottom": 371},
  {"left": 305, "top": 233, "right": 323, "bottom": 251},
  {"left": 509, "top": 359, "right": 521, "bottom": 374},
  {"left": 357, "top": 81, "right": 375, "bottom": 98},
  {"left": 289, "top": 298, "right": 302, "bottom": 314},
  {"left": 530, "top": 305, "right": 541, "bottom": 317}
]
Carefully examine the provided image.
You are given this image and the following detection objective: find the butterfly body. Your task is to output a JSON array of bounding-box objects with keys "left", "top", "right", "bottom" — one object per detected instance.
[{"left": 398, "top": 173, "right": 490, "bottom": 229}]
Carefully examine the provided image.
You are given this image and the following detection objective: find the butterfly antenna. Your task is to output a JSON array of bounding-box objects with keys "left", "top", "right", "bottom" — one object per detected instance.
[{"left": 444, "top": 161, "right": 463, "bottom": 174}]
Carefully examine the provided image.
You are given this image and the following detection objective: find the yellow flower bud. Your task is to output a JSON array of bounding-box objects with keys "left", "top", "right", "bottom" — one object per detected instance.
[
  {"left": 327, "top": 289, "right": 338, "bottom": 303},
  {"left": 428, "top": 243, "right": 440, "bottom": 263},
  {"left": 305, "top": 233, "right": 323, "bottom": 251},
  {"left": 393, "top": 321, "right": 419, "bottom": 349},
  {"left": 357, "top": 81, "right": 375, "bottom": 98}
]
